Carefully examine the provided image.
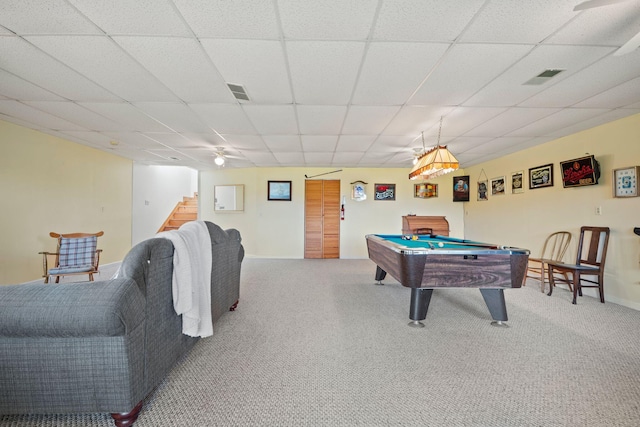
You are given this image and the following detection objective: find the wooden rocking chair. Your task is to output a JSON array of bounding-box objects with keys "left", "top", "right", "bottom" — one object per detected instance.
[{"left": 40, "top": 231, "right": 104, "bottom": 283}]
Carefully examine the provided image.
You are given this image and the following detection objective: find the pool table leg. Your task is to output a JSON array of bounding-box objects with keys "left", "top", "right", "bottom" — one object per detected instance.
[
  {"left": 479, "top": 289, "right": 509, "bottom": 327},
  {"left": 408, "top": 288, "right": 433, "bottom": 328},
  {"left": 374, "top": 266, "right": 387, "bottom": 285}
]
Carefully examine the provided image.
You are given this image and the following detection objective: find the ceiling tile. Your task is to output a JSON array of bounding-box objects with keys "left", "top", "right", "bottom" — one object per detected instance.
[
  {"left": 79, "top": 102, "right": 172, "bottom": 132},
  {"left": 0, "top": 37, "right": 120, "bottom": 101},
  {"left": 353, "top": 42, "right": 449, "bottom": 105},
  {"left": 464, "top": 45, "right": 613, "bottom": 107},
  {"left": 460, "top": 0, "right": 577, "bottom": 44},
  {"left": 69, "top": 0, "right": 192, "bottom": 36},
  {"left": 301, "top": 135, "right": 338, "bottom": 152},
  {"left": 442, "top": 107, "right": 508, "bottom": 135},
  {"left": 189, "top": 104, "right": 256, "bottom": 134},
  {"left": 103, "top": 132, "right": 171, "bottom": 150},
  {"left": 507, "top": 108, "right": 611, "bottom": 137},
  {"left": 464, "top": 108, "right": 561, "bottom": 137},
  {"left": 335, "top": 135, "right": 376, "bottom": 151},
  {"left": 287, "top": 41, "right": 365, "bottom": 104},
  {"left": 0, "top": 0, "right": 101, "bottom": 34},
  {"left": 332, "top": 151, "right": 364, "bottom": 166},
  {"left": 114, "top": 37, "right": 233, "bottom": 103},
  {"left": 173, "top": 0, "right": 280, "bottom": 38},
  {"left": 278, "top": 0, "right": 378, "bottom": 40},
  {"left": 0, "top": 69, "right": 64, "bottom": 101},
  {"left": 23, "top": 101, "right": 120, "bottom": 131},
  {"left": 383, "top": 106, "right": 455, "bottom": 136},
  {"left": 243, "top": 105, "right": 298, "bottom": 134},
  {"left": 409, "top": 44, "right": 532, "bottom": 106},
  {"left": 263, "top": 135, "right": 302, "bottom": 152},
  {"left": 373, "top": 0, "right": 486, "bottom": 41},
  {"left": 547, "top": 1, "right": 640, "bottom": 46},
  {"left": 134, "top": 102, "right": 211, "bottom": 133},
  {"left": 201, "top": 39, "right": 292, "bottom": 104},
  {"left": 574, "top": 77, "right": 640, "bottom": 109},
  {"left": 273, "top": 152, "right": 305, "bottom": 164},
  {"left": 304, "top": 152, "right": 334, "bottom": 165},
  {"left": 342, "top": 106, "right": 400, "bottom": 135},
  {"left": 26, "top": 35, "right": 180, "bottom": 102},
  {"left": 521, "top": 53, "right": 640, "bottom": 108},
  {"left": 0, "top": 100, "right": 88, "bottom": 130},
  {"left": 297, "top": 105, "right": 347, "bottom": 134}
]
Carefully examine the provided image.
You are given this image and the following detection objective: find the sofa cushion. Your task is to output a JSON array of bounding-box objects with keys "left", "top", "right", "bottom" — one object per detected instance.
[{"left": 0, "top": 278, "right": 144, "bottom": 338}]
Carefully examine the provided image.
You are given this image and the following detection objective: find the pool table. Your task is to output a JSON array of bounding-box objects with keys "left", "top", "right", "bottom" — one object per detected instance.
[{"left": 365, "top": 234, "right": 529, "bottom": 327}]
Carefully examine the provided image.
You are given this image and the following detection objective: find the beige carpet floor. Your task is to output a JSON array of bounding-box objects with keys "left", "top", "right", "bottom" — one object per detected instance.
[{"left": 3, "top": 258, "right": 640, "bottom": 426}]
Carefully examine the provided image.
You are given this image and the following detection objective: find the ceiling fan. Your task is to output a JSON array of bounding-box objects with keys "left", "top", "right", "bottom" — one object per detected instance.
[
  {"left": 574, "top": 0, "right": 640, "bottom": 56},
  {"left": 212, "top": 147, "right": 242, "bottom": 167}
]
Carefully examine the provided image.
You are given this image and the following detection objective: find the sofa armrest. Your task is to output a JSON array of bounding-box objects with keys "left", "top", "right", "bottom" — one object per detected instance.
[{"left": 0, "top": 278, "right": 145, "bottom": 338}]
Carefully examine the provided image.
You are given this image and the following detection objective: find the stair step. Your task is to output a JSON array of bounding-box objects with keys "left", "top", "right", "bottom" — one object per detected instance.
[
  {"left": 176, "top": 205, "right": 197, "bottom": 213},
  {"left": 168, "top": 219, "right": 194, "bottom": 226},
  {"left": 173, "top": 212, "right": 196, "bottom": 220}
]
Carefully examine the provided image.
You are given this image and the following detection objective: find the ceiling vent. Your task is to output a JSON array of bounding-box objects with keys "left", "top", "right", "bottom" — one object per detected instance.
[
  {"left": 523, "top": 69, "right": 565, "bottom": 85},
  {"left": 227, "top": 83, "right": 250, "bottom": 101}
]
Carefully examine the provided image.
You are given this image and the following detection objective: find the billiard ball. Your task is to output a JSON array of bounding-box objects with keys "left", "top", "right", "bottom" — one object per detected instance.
[
  {"left": 438, "top": 242, "right": 444, "bottom": 247},
  {"left": 411, "top": 235, "right": 418, "bottom": 240}
]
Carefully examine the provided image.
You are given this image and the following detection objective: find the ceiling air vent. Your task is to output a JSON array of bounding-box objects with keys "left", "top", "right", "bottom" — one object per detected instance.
[
  {"left": 227, "top": 83, "right": 250, "bottom": 101},
  {"left": 523, "top": 69, "right": 565, "bottom": 85}
]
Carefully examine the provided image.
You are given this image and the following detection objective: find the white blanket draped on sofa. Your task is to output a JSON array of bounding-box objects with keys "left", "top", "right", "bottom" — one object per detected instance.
[{"left": 156, "top": 221, "right": 213, "bottom": 337}]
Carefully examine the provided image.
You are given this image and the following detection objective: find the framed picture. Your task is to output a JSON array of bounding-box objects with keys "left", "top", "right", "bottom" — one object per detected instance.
[
  {"left": 414, "top": 183, "right": 438, "bottom": 198},
  {"left": 511, "top": 171, "right": 524, "bottom": 194},
  {"left": 267, "top": 180, "right": 292, "bottom": 201},
  {"left": 477, "top": 180, "right": 488, "bottom": 201},
  {"left": 351, "top": 181, "right": 367, "bottom": 201},
  {"left": 613, "top": 166, "right": 640, "bottom": 198},
  {"left": 529, "top": 164, "right": 554, "bottom": 189},
  {"left": 453, "top": 175, "right": 470, "bottom": 202},
  {"left": 560, "top": 155, "right": 600, "bottom": 188},
  {"left": 491, "top": 176, "right": 506, "bottom": 196},
  {"left": 374, "top": 183, "right": 395, "bottom": 200}
]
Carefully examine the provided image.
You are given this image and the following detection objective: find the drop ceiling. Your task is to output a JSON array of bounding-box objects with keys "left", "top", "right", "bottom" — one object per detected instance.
[{"left": 1, "top": 0, "right": 640, "bottom": 170}]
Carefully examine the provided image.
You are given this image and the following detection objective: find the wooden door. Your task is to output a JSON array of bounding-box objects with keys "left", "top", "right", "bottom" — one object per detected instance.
[{"left": 304, "top": 180, "right": 340, "bottom": 259}]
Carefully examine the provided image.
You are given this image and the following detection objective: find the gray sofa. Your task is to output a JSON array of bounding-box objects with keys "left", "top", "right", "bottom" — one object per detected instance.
[{"left": 0, "top": 221, "right": 244, "bottom": 426}]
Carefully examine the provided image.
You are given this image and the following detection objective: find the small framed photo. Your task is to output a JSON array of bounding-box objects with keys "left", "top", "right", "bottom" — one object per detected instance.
[
  {"left": 374, "top": 183, "right": 395, "bottom": 200},
  {"left": 511, "top": 171, "right": 524, "bottom": 194},
  {"left": 267, "top": 180, "right": 292, "bottom": 201},
  {"left": 453, "top": 175, "right": 470, "bottom": 202},
  {"left": 491, "top": 176, "right": 506, "bottom": 196},
  {"left": 477, "top": 180, "right": 488, "bottom": 201},
  {"left": 529, "top": 164, "right": 554, "bottom": 189},
  {"left": 414, "top": 183, "right": 438, "bottom": 198}
]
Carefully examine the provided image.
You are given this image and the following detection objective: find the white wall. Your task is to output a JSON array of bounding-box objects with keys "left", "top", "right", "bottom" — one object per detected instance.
[
  {"left": 132, "top": 164, "right": 197, "bottom": 245},
  {"left": 199, "top": 167, "right": 465, "bottom": 259},
  {"left": 464, "top": 113, "right": 640, "bottom": 310}
]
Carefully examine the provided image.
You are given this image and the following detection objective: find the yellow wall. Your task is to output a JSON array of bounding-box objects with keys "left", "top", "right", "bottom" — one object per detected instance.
[
  {"left": 0, "top": 120, "right": 133, "bottom": 284},
  {"left": 463, "top": 113, "right": 640, "bottom": 309},
  {"left": 200, "top": 167, "right": 466, "bottom": 258}
]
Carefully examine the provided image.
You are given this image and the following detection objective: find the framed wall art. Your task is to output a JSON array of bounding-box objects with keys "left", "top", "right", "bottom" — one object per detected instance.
[
  {"left": 414, "top": 183, "right": 438, "bottom": 198},
  {"left": 511, "top": 171, "right": 524, "bottom": 194},
  {"left": 267, "top": 180, "right": 292, "bottom": 201},
  {"left": 477, "top": 180, "right": 488, "bottom": 201},
  {"left": 491, "top": 176, "right": 506, "bottom": 196},
  {"left": 529, "top": 164, "right": 554, "bottom": 189},
  {"left": 374, "top": 183, "right": 395, "bottom": 200},
  {"left": 453, "top": 175, "right": 470, "bottom": 202},
  {"left": 560, "top": 155, "right": 600, "bottom": 188}
]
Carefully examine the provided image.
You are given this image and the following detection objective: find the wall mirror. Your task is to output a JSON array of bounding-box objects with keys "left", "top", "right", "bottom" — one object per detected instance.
[{"left": 214, "top": 185, "right": 244, "bottom": 211}]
